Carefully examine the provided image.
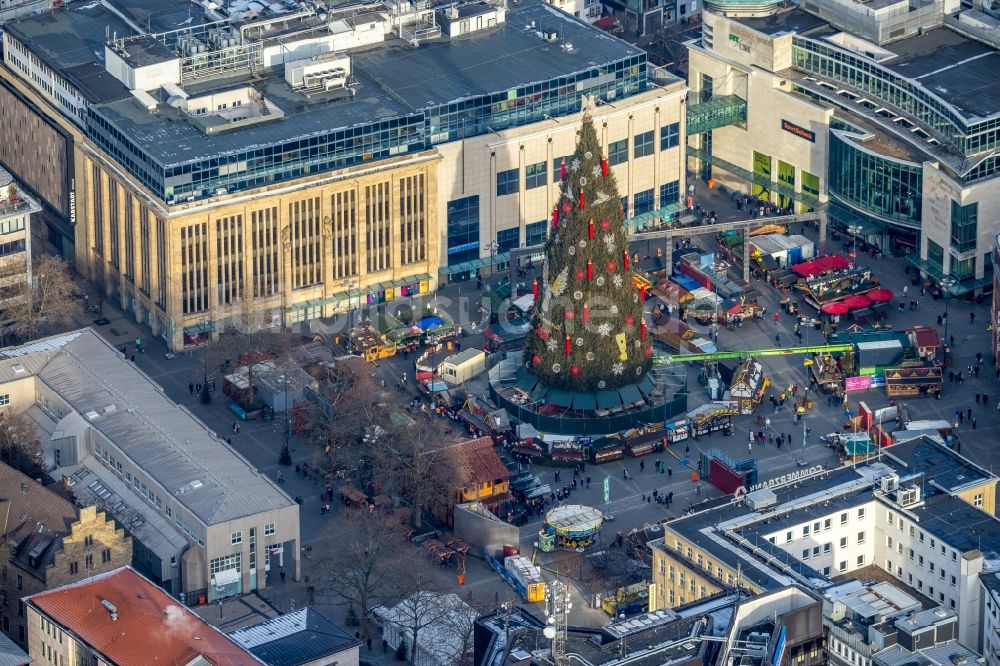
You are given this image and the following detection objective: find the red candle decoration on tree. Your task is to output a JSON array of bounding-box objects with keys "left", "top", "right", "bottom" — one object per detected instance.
[
  {"left": 639, "top": 286, "right": 647, "bottom": 303},
  {"left": 532, "top": 278, "right": 539, "bottom": 300},
  {"left": 570, "top": 366, "right": 580, "bottom": 377},
  {"left": 587, "top": 260, "right": 593, "bottom": 281},
  {"left": 533, "top": 354, "right": 542, "bottom": 366},
  {"left": 601, "top": 156, "right": 608, "bottom": 177},
  {"left": 552, "top": 205, "right": 559, "bottom": 228},
  {"left": 578, "top": 188, "right": 585, "bottom": 210},
  {"left": 640, "top": 321, "right": 647, "bottom": 341},
  {"left": 645, "top": 346, "right": 654, "bottom": 357},
  {"left": 565, "top": 336, "right": 572, "bottom": 356},
  {"left": 608, "top": 260, "right": 617, "bottom": 272},
  {"left": 588, "top": 218, "right": 594, "bottom": 240},
  {"left": 582, "top": 303, "right": 590, "bottom": 324},
  {"left": 623, "top": 250, "right": 630, "bottom": 271},
  {"left": 560, "top": 158, "right": 567, "bottom": 181}
]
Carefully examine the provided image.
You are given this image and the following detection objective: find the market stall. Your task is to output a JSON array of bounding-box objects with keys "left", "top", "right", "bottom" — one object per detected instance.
[
  {"left": 730, "top": 358, "right": 770, "bottom": 415},
  {"left": 592, "top": 436, "right": 625, "bottom": 463},
  {"left": 884, "top": 364, "right": 943, "bottom": 398},
  {"left": 663, "top": 417, "right": 691, "bottom": 443},
  {"left": 540, "top": 505, "right": 605, "bottom": 551},
  {"left": 687, "top": 402, "right": 738, "bottom": 437}
]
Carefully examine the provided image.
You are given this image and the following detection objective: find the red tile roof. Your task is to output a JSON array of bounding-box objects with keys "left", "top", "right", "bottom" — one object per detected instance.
[
  {"left": 455, "top": 436, "right": 510, "bottom": 485},
  {"left": 28, "top": 567, "right": 261, "bottom": 666}
]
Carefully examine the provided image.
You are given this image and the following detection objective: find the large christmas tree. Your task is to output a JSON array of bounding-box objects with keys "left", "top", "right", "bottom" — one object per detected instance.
[{"left": 523, "top": 107, "right": 652, "bottom": 392}]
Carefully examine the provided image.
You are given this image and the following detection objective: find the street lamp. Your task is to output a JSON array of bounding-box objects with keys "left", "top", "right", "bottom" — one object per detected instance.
[
  {"left": 847, "top": 224, "right": 862, "bottom": 259},
  {"left": 940, "top": 276, "right": 956, "bottom": 372},
  {"left": 482, "top": 241, "right": 499, "bottom": 325}
]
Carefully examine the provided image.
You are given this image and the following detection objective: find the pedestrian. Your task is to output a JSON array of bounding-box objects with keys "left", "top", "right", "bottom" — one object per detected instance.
[
  {"left": 970, "top": 312, "right": 976, "bottom": 324},
  {"left": 937, "top": 315, "right": 943, "bottom": 326},
  {"left": 984, "top": 393, "right": 989, "bottom": 406},
  {"left": 667, "top": 467, "right": 672, "bottom": 478},
  {"left": 640, "top": 460, "right": 645, "bottom": 472},
  {"left": 196, "top": 383, "right": 202, "bottom": 393},
  {"left": 773, "top": 312, "right": 779, "bottom": 324},
  {"left": 623, "top": 468, "right": 628, "bottom": 480},
  {"left": 976, "top": 394, "right": 981, "bottom": 405},
  {"left": 948, "top": 370, "right": 954, "bottom": 384},
  {"left": 586, "top": 475, "right": 591, "bottom": 487},
  {"left": 685, "top": 444, "right": 690, "bottom": 456},
  {"left": 227, "top": 437, "right": 232, "bottom": 445},
  {"left": 189, "top": 383, "right": 194, "bottom": 395},
  {"left": 280, "top": 569, "right": 286, "bottom": 582},
  {"left": 973, "top": 418, "right": 977, "bottom": 430},
  {"left": 233, "top": 421, "right": 239, "bottom": 434},
  {"left": 382, "top": 639, "right": 388, "bottom": 653},
  {"left": 902, "top": 285, "right": 908, "bottom": 297},
  {"left": 367, "top": 638, "right": 373, "bottom": 651}
]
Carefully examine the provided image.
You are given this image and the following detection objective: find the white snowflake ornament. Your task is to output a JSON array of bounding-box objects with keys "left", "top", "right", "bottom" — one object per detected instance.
[
  {"left": 546, "top": 338, "right": 558, "bottom": 352},
  {"left": 571, "top": 158, "right": 581, "bottom": 172},
  {"left": 597, "top": 323, "right": 612, "bottom": 337},
  {"left": 612, "top": 362, "right": 625, "bottom": 376},
  {"left": 592, "top": 165, "right": 601, "bottom": 178},
  {"left": 612, "top": 274, "right": 623, "bottom": 288}
]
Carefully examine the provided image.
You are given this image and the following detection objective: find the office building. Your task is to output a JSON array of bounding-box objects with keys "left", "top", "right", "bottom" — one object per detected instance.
[
  {"left": 0, "top": 0, "right": 685, "bottom": 351},
  {"left": 685, "top": 0, "right": 1000, "bottom": 296},
  {"left": 24, "top": 566, "right": 261, "bottom": 665},
  {"left": 0, "top": 463, "right": 131, "bottom": 649},
  {"left": 0, "top": 166, "right": 40, "bottom": 331},
  {"left": 649, "top": 437, "right": 999, "bottom": 652},
  {"left": 0, "top": 328, "right": 300, "bottom": 603}
]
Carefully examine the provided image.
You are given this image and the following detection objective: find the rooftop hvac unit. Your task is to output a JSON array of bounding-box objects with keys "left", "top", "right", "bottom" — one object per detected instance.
[
  {"left": 746, "top": 488, "right": 777, "bottom": 510},
  {"left": 896, "top": 485, "right": 920, "bottom": 507},
  {"left": 880, "top": 474, "right": 899, "bottom": 493}
]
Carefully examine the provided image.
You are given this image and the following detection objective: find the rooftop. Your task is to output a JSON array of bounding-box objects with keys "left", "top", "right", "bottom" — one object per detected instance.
[
  {"left": 881, "top": 436, "right": 995, "bottom": 497},
  {"left": 735, "top": 7, "right": 832, "bottom": 37},
  {"left": 874, "top": 641, "right": 984, "bottom": 666},
  {"left": 228, "top": 608, "right": 361, "bottom": 666},
  {"left": 884, "top": 27, "right": 1000, "bottom": 122},
  {"left": 27, "top": 566, "right": 261, "bottom": 665},
  {"left": 0, "top": 329, "right": 296, "bottom": 526},
  {"left": 7, "top": 0, "right": 647, "bottom": 168}
]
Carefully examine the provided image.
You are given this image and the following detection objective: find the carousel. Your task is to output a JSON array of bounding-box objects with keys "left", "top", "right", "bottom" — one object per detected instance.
[{"left": 538, "top": 504, "right": 605, "bottom": 552}]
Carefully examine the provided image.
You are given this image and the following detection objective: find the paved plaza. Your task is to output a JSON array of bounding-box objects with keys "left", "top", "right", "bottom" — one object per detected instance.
[{"left": 61, "top": 180, "right": 997, "bottom": 640}]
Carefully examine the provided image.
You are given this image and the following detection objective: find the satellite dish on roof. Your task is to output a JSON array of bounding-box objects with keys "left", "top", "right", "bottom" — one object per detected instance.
[{"left": 543, "top": 626, "right": 556, "bottom": 639}]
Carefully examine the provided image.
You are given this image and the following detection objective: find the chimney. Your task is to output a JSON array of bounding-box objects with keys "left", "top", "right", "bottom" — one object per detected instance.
[{"left": 101, "top": 599, "right": 118, "bottom": 621}]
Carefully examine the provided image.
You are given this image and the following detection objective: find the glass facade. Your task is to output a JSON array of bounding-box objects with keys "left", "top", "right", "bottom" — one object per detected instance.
[
  {"left": 525, "top": 161, "right": 547, "bottom": 189},
  {"left": 660, "top": 180, "right": 679, "bottom": 206},
  {"left": 634, "top": 131, "right": 654, "bottom": 158},
  {"left": 634, "top": 189, "right": 654, "bottom": 214},
  {"left": 446, "top": 196, "right": 480, "bottom": 265},
  {"left": 496, "top": 227, "right": 519, "bottom": 253},
  {"left": 927, "top": 239, "right": 944, "bottom": 270},
  {"left": 660, "top": 122, "right": 679, "bottom": 150},
  {"left": 752, "top": 151, "right": 771, "bottom": 200},
  {"left": 496, "top": 168, "right": 519, "bottom": 196},
  {"left": 608, "top": 139, "right": 628, "bottom": 166},
  {"left": 829, "top": 131, "right": 921, "bottom": 225},
  {"left": 88, "top": 54, "right": 647, "bottom": 203},
  {"left": 525, "top": 220, "right": 546, "bottom": 247},
  {"left": 950, "top": 201, "right": 978, "bottom": 253},
  {"left": 792, "top": 37, "right": 1000, "bottom": 161}
]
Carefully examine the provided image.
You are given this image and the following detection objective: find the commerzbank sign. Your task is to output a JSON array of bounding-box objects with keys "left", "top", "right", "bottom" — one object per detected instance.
[{"left": 746, "top": 465, "right": 824, "bottom": 492}]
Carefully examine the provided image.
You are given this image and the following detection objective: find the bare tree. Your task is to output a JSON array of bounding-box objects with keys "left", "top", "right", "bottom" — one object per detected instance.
[
  {"left": 0, "top": 411, "right": 44, "bottom": 477},
  {"left": 8, "top": 254, "right": 80, "bottom": 340},
  {"left": 312, "top": 509, "right": 407, "bottom": 638},
  {"left": 301, "top": 360, "right": 392, "bottom": 473},
  {"left": 373, "top": 424, "right": 461, "bottom": 529},
  {"left": 387, "top": 569, "right": 479, "bottom": 665}
]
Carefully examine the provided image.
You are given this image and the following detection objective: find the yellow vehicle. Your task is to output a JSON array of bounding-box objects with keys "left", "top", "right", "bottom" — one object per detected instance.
[{"left": 349, "top": 326, "right": 397, "bottom": 361}]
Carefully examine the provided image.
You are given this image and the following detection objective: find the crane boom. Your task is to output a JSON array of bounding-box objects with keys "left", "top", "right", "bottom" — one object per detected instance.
[{"left": 653, "top": 343, "right": 853, "bottom": 365}]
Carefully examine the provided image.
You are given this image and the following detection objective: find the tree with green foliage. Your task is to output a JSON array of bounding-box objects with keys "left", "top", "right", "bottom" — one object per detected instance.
[{"left": 523, "top": 106, "right": 652, "bottom": 391}]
